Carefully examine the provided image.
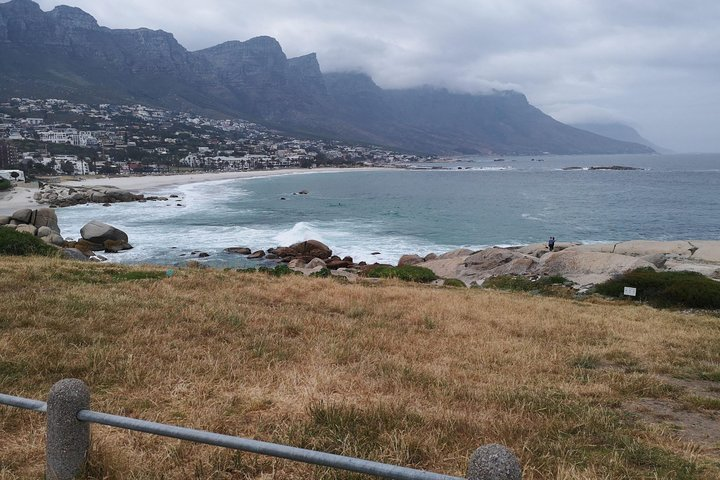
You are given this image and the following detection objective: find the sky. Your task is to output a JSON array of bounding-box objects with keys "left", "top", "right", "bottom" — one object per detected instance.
[{"left": 33, "top": 0, "right": 720, "bottom": 153}]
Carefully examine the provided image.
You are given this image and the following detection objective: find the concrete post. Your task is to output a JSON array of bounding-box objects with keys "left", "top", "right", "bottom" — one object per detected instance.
[
  {"left": 466, "top": 444, "right": 522, "bottom": 480},
  {"left": 46, "top": 379, "right": 90, "bottom": 480}
]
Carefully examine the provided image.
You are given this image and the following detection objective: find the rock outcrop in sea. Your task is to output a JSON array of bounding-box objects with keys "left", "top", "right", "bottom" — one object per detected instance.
[{"left": 33, "top": 183, "right": 167, "bottom": 207}]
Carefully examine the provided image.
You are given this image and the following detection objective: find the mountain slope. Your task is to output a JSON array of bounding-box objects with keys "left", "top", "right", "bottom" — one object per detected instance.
[
  {"left": 0, "top": 0, "right": 654, "bottom": 155},
  {"left": 573, "top": 122, "right": 669, "bottom": 153}
]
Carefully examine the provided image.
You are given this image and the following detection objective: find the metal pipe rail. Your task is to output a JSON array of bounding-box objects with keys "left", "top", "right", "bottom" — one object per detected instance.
[
  {"left": 1, "top": 379, "right": 522, "bottom": 480},
  {"left": 78, "top": 409, "right": 461, "bottom": 480},
  {"left": 0, "top": 392, "right": 47, "bottom": 413}
]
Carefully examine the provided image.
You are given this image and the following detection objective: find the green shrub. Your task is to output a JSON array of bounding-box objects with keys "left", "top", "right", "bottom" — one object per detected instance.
[
  {"left": 443, "top": 278, "right": 466, "bottom": 288},
  {"left": 240, "top": 263, "right": 302, "bottom": 277},
  {"left": 0, "top": 228, "right": 58, "bottom": 257},
  {"left": 483, "top": 275, "right": 568, "bottom": 292},
  {"left": 310, "top": 267, "right": 331, "bottom": 278},
  {"left": 595, "top": 267, "right": 720, "bottom": 309},
  {"left": 366, "top": 265, "right": 438, "bottom": 283},
  {"left": 0, "top": 179, "right": 11, "bottom": 191}
]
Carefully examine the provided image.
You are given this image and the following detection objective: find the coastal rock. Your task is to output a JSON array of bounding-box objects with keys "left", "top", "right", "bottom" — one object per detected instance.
[
  {"left": 464, "top": 248, "right": 535, "bottom": 271},
  {"left": 46, "top": 233, "right": 65, "bottom": 246},
  {"left": 517, "top": 242, "right": 579, "bottom": 257},
  {"left": 248, "top": 250, "right": 265, "bottom": 259},
  {"left": 289, "top": 240, "right": 332, "bottom": 260},
  {"left": 424, "top": 253, "right": 438, "bottom": 261},
  {"left": 288, "top": 258, "right": 306, "bottom": 268},
  {"left": 104, "top": 239, "right": 132, "bottom": 253},
  {"left": 640, "top": 253, "right": 668, "bottom": 269},
  {"left": 306, "top": 258, "right": 327, "bottom": 269},
  {"left": 33, "top": 208, "right": 60, "bottom": 233},
  {"left": 62, "top": 248, "right": 90, "bottom": 261},
  {"left": 563, "top": 243, "right": 617, "bottom": 254},
  {"left": 81, "top": 220, "right": 129, "bottom": 244},
  {"left": 438, "top": 248, "right": 474, "bottom": 259},
  {"left": 422, "top": 256, "right": 467, "bottom": 279},
  {"left": 37, "top": 226, "right": 53, "bottom": 238},
  {"left": 225, "top": 247, "right": 252, "bottom": 255},
  {"left": 15, "top": 224, "right": 37, "bottom": 236},
  {"left": 689, "top": 241, "right": 720, "bottom": 263},
  {"left": 398, "top": 254, "right": 424, "bottom": 266},
  {"left": 73, "top": 239, "right": 103, "bottom": 255},
  {"left": 0, "top": 215, "right": 10, "bottom": 225},
  {"left": 613, "top": 240, "right": 695, "bottom": 258},
  {"left": 539, "top": 250, "right": 655, "bottom": 285},
  {"left": 331, "top": 269, "right": 359, "bottom": 282},
  {"left": 11, "top": 209, "right": 32, "bottom": 224},
  {"left": 326, "top": 259, "right": 353, "bottom": 269}
]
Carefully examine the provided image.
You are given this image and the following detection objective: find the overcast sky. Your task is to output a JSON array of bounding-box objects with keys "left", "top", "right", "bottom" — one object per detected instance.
[{"left": 33, "top": 0, "right": 720, "bottom": 152}]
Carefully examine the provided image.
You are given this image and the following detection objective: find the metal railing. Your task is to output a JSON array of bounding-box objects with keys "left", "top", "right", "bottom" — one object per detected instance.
[{"left": 1, "top": 379, "right": 522, "bottom": 480}]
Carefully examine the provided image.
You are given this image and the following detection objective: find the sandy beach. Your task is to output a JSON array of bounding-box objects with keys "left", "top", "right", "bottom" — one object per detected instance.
[{"left": 0, "top": 168, "right": 370, "bottom": 215}]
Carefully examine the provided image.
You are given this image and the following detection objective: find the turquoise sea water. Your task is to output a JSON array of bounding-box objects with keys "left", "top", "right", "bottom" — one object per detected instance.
[{"left": 57, "top": 153, "right": 720, "bottom": 267}]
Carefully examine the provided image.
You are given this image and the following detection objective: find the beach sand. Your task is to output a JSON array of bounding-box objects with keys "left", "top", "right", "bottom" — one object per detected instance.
[
  {"left": 0, "top": 168, "right": 367, "bottom": 215},
  {"left": 0, "top": 183, "right": 41, "bottom": 215}
]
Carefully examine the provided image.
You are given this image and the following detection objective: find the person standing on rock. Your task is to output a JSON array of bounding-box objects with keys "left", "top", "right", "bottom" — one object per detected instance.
[{"left": 548, "top": 236, "right": 555, "bottom": 251}]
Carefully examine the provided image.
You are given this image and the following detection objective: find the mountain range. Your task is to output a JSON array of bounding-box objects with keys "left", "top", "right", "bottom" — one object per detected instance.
[{"left": 0, "top": 0, "right": 654, "bottom": 155}]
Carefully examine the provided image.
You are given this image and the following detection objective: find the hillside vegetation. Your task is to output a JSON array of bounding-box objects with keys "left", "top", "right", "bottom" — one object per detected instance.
[{"left": 1, "top": 257, "right": 719, "bottom": 479}]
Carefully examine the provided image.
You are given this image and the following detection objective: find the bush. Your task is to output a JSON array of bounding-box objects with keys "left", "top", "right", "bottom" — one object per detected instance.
[
  {"left": 443, "top": 278, "right": 466, "bottom": 288},
  {"left": 239, "top": 263, "right": 302, "bottom": 277},
  {"left": 483, "top": 275, "right": 569, "bottom": 293},
  {"left": 0, "top": 228, "right": 58, "bottom": 256},
  {"left": 0, "top": 179, "right": 11, "bottom": 191},
  {"left": 310, "top": 267, "right": 331, "bottom": 278},
  {"left": 595, "top": 268, "right": 720, "bottom": 310},
  {"left": 365, "top": 265, "right": 438, "bottom": 283}
]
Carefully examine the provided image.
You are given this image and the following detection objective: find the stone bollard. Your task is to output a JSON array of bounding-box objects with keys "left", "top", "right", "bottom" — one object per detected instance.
[
  {"left": 46, "top": 379, "right": 90, "bottom": 480},
  {"left": 466, "top": 444, "right": 522, "bottom": 480}
]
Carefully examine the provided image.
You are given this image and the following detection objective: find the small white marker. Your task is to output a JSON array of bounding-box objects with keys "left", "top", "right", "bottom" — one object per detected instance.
[{"left": 623, "top": 287, "right": 637, "bottom": 297}]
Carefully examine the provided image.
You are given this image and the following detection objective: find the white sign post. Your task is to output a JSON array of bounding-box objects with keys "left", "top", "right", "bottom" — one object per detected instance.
[{"left": 623, "top": 287, "right": 637, "bottom": 297}]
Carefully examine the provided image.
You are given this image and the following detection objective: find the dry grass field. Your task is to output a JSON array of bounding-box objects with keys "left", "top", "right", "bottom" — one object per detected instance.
[{"left": 1, "top": 256, "right": 719, "bottom": 479}]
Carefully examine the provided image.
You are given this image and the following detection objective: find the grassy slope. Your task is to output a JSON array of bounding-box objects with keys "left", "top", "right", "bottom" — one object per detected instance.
[{"left": 0, "top": 257, "right": 719, "bottom": 479}]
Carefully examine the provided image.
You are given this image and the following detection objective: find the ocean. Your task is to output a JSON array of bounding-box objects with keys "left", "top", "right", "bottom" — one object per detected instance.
[{"left": 57, "top": 153, "right": 720, "bottom": 268}]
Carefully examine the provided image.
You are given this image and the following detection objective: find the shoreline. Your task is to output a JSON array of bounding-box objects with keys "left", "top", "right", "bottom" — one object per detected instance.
[{"left": 0, "top": 167, "right": 382, "bottom": 215}]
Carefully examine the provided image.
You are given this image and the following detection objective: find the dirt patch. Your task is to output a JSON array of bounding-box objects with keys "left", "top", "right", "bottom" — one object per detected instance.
[{"left": 624, "top": 375, "right": 720, "bottom": 456}]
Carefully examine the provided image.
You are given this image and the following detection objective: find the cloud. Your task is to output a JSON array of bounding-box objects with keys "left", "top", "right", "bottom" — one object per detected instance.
[{"left": 32, "top": 0, "right": 720, "bottom": 152}]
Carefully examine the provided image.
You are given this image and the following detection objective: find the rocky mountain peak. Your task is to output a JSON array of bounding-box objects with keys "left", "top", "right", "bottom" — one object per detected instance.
[
  {"left": 0, "top": 0, "right": 43, "bottom": 15},
  {"left": 48, "top": 5, "right": 99, "bottom": 30}
]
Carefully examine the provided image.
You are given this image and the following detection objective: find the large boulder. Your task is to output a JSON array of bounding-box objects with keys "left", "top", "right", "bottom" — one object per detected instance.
[
  {"left": 288, "top": 240, "right": 332, "bottom": 260},
  {"left": 422, "top": 256, "right": 467, "bottom": 279},
  {"left": 438, "top": 248, "right": 474, "bottom": 259},
  {"left": 15, "top": 224, "right": 37, "bottom": 236},
  {"left": 33, "top": 208, "right": 60, "bottom": 233},
  {"left": 36, "top": 226, "right": 53, "bottom": 238},
  {"left": 464, "top": 248, "right": 534, "bottom": 271},
  {"left": 539, "top": 250, "right": 655, "bottom": 285},
  {"left": 80, "top": 220, "right": 129, "bottom": 244},
  {"left": 62, "top": 248, "right": 90, "bottom": 261},
  {"left": 689, "top": 241, "right": 720, "bottom": 264},
  {"left": 613, "top": 240, "right": 695, "bottom": 258},
  {"left": 10, "top": 209, "right": 32, "bottom": 224},
  {"left": 0, "top": 216, "right": 10, "bottom": 225},
  {"left": 398, "top": 254, "right": 424, "bottom": 266},
  {"left": 225, "top": 247, "right": 252, "bottom": 255}
]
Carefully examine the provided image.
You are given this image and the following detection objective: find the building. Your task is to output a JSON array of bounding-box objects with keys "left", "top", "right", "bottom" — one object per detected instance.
[{"left": 0, "top": 141, "right": 18, "bottom": 169}]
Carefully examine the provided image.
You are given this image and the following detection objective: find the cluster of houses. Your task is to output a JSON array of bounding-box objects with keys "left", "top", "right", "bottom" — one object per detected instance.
[{"left": 0, "top": 97, "right": 427, "bottom": 178}]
